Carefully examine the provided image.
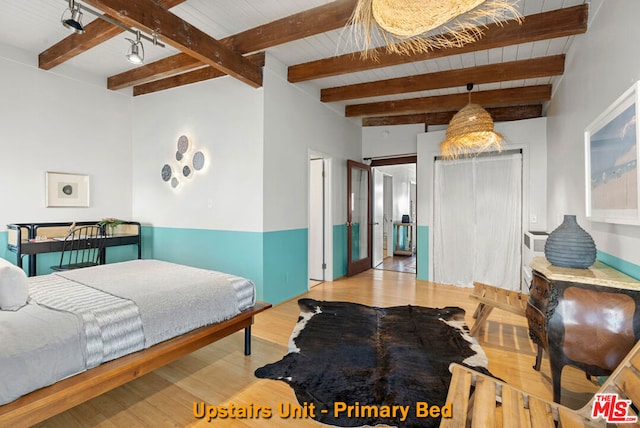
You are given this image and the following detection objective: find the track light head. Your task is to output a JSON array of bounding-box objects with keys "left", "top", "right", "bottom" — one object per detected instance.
[
  {"left": 126, "top": 30, "right": 144, "bottom": 64},
  {"left": 61, "top": 0, "right": 84, "bottom": 34},
  {"left": 58, "top": 1, "right": 164, "bottom": 63}
]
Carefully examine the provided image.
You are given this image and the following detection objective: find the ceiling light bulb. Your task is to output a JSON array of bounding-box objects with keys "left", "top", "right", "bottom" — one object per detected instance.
[
  {"left": 126, "top": 31, "right": 144, "bottom": 64},
  {"left": 61, "top": 1, "right": 85, "bottom": 34},
  {"left": 127, "top": 45, "right": 143, "bottom": 64}
]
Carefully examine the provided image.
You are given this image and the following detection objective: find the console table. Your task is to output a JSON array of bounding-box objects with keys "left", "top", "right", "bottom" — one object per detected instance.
[
  {"left": 393, "top": 222, "right": 414, "bottom": 256},
  {"left": 7, "top": 221, "right": 141, "bottom": 276},
  {"left": 527, "top": 256, "right": 640, "bottom": 403}
]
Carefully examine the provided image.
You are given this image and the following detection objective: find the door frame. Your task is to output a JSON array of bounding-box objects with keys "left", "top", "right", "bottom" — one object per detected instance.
[
  {"left": 370, "top": 156, "right": 418, "bottom": 274},
  {"left": 309, "top": 157, "right": 325, "bottom": 282},
  {"left": 372, "top": 168, "right": 385, "bottom": 267},
  {"left": 309, "top": 152, "right": 333, "bottom": 284}
]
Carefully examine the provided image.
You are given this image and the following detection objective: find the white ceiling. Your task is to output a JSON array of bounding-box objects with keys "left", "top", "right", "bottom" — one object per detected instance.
[{"left": 0, "top": 0, "right": 588, "bottom": 111}]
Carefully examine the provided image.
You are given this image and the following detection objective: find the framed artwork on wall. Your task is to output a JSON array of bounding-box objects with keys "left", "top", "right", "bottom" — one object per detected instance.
[
  {"left": 585, "top": 81, "right": 640, "bottom": 225},
  {"left": 45, "top": 172, "right": 90, "bottom": 207}
]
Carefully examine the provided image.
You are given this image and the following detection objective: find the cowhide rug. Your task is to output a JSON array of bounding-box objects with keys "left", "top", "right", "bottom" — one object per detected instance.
[{"left": 255, "top": 298, "right": 493, "bottom": 427}]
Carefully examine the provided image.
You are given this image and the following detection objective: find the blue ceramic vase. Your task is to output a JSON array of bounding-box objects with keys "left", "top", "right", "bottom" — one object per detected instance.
[{"left": 544, "top": 215, "right": 596, "bottom": 269}]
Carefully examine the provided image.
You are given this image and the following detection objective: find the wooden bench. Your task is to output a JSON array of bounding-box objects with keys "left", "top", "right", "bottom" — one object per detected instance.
[
  {"left": 440, "top": 339, "right": 640, "bottom": 427},
  {"left": 469, "top": 281, "right": 528, "bottom": 336}
]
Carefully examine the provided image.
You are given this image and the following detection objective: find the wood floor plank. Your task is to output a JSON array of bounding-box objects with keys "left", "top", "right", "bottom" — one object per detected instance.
[{"left": 33, "top": 269, "right": 599, "bottom": 427}]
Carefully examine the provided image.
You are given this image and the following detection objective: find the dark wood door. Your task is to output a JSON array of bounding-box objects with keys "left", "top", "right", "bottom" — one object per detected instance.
[{"left": 347, "top": 160, "right": 371, "bottom": 276}]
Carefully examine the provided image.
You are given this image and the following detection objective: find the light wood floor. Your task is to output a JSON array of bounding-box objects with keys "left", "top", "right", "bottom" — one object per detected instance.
[
  {"left": 36, "top": 269, "right": 599, "bottom": 427},
  {"left": 374, "top": 255, "right": 417, "bottom": 273}
]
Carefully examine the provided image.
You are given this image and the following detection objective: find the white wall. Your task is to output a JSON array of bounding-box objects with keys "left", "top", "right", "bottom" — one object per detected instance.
[
  {"left": 546, "top": 0, "right": 640, "bottom": 266},
  {"left": 262, "top": 54, "right": 362, "bottom": 232},
  {"left": 0, "top": 43, "right": 133, "bottom": 230},
  {"left": 362, "top": 112, "right": 548, "bottom": 281},
  {"left": 364, "top": 117, "right": 548, "bottom": 234},
  {"left": 375, "top": 165, "right": 416, "bottom": 222},
  {"left": 417, "top": 118, "right": 547, "bottom": 279},
  {"left": 418, "top": 118, "right": 548, "bottom": 229},
  {"left": 363, "top": 124, "right": 424, "bottom": 159},
  {"left": 131, "top": 75, "right": 264, "bottom": 231}
]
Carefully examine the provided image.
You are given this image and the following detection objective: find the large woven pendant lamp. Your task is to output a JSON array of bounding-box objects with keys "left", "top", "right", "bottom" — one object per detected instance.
[
  {"left": 348, "top": 0, "right": 522, "bottom": 58},
  {"left": 440, "top": 83, "right": 504, "bottom": 159}
]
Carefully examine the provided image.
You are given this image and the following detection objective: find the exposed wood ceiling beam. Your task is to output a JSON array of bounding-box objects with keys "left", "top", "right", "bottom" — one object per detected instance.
[
  {"left": 133, "top": 52, "right": 266, "bottom": 96},
  {"left": 38, "top": 0, "right": 186, "bottom": 70},
  {"left": 221, "top": 0, "right": 357, "bottom": 54},
  {"left": 345, "top": 85, "right": 552, "bottom": 117},
  {"left": 108, "top": 0, "right": 357, "bottom": 91},
  {"left": 84, "top": 0, "right": 263, "bottom": 88},
  {"left": 362, "top": 105, "right": 543, "bottom": 126},
  {"left": 322, "top": 55, "right": 564, "bottom": 103},
  {"left": 39, "top": 20, "right": 123, "bottom": 70},
  {"left": 108, "top": 53, "right": 202, "bottom": 90},
  {"left": 289, "top": 4, "right": 588, "bottom": 83}
]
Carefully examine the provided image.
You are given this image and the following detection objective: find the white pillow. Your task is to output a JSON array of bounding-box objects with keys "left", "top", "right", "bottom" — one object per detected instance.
[{"left": 0, "top": 257, "right": 29, "bottom": 311}]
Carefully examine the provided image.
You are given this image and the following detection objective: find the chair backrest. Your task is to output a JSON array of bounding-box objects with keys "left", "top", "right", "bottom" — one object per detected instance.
[{"left": 55, "top": 225, "right": 105, "bottom": 270}]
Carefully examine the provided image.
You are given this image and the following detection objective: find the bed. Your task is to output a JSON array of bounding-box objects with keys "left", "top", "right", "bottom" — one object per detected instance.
[{"left": 0, "top": 258, "right": 270, "bottom": 427}]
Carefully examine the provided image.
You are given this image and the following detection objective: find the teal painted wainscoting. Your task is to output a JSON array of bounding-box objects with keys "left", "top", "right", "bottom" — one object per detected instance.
[
  {"left": 597, "top": 250, "right": 640, "bottom": 280},
  {"left": 417, "top": 225, "right": 429, "bottom": 281},
  {"left": 0, "top": 231, "right": 10, "bottom": 263},
  {"left": 144, "top": 226, "right": 310, "bottom": 305},
  {"left": 0, "top": 225, "right": 324, "bottom": 305},
  {"left": 263, "top": 228, "right": 308, "bottom": 304},
  {"left": 143, "top": 226, "right": 265, "bottom": 301},
  {"left": 333, "top": 224, "right": 347, "bottom": 279}
]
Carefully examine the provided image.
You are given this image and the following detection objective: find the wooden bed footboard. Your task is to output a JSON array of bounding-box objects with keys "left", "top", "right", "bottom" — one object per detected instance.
[{"left": 0, "top": 301, "right": 271, "bottom": 428}]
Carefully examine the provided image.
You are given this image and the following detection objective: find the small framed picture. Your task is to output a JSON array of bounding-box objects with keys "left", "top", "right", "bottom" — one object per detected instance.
[
  {"left": 46, "top": 172, "right": 90, "bottom": 207},
  {"left": 585, "top": 81, "right": 640, "bottom": 224}
]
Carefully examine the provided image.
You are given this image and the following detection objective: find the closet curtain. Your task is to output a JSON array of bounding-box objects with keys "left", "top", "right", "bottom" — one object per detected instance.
[{"left": 434, "top": 152, "right": 522, "bottom": 290}]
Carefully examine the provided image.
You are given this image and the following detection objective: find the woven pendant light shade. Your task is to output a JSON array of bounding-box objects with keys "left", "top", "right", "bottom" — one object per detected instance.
[
  {"left": 349, "top": 0, "right": 522, "bottom": 58},
  {"left": 372, "top": 0, "right": 485, "bottom": 37},
  {"left": 440, "top": 103, "right": 504, "bottom": 159}
]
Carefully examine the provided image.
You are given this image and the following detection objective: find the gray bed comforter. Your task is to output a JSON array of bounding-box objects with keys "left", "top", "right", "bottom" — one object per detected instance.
[
  {"left": 0, "top": 259, "right": 250, "bottom": 406},
  {"left": 0, "top": 301, "right": 85, "bottom": 406},
  {"left": 55, "top": 259, "right": 241, "bottom": 347}
]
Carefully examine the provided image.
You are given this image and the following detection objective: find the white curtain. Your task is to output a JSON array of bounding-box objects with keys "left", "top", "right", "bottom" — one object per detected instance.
[{"left": 434, "top": 152, "right": 522, "bottom": 290}]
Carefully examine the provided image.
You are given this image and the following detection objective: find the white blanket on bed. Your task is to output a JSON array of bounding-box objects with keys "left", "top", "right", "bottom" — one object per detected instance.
[
  {"left": 1, "top": 259, "right": 249, "bottom": 407},
  {"left": 54, "top": 259, "right": 241, "bottom": 347},
  {"left": 0, "top": 301, "right": 85, "bottom": 406},
  {"left": 29, "top": 274, "right": 145, "bottom": 368}
]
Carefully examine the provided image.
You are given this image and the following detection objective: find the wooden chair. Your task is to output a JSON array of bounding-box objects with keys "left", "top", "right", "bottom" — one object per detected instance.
[
  {"left": 51, "top": 225, "right": 105, "bottom": 271},
  {"left": 440, "top": 339, "right": 640, "bottom": 427},
  {"left": 468, "top": 281, "right": 528, "bottom": 336}
]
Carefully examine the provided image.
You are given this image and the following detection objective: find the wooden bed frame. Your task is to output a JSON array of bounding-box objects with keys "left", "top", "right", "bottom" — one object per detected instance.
[{"left": 0, "top": 301, "right": 271, "bottom": 428}]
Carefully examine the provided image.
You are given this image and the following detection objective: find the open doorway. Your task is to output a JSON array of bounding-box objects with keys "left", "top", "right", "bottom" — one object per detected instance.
[
  {"left": 309, "top": 154, "right": 333, "bottom": 287},
  {"left": 372, "top": 162, "right": 416, "bottom": 274}
]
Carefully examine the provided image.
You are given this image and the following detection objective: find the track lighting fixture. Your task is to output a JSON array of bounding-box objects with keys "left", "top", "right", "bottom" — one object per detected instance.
[
  {"left": 61, "top": 0, "right": 84, "bottom": 34},
  {"left": 126, "top": 30, "right": 144, "bottom": 64},
  {"left": 59, "top": 0, "right": 165, "bottom": 64}
]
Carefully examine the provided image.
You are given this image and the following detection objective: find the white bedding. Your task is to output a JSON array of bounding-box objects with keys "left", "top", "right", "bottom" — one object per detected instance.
[
  {"left": 0, "top": 259, "right": 256, "bottom": 406},
  {"left": 29, "top": 273, "right": 145, "bottom": 368},
  {"left": 0, "top": 303, "right": 85, "bottom": 406}
]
